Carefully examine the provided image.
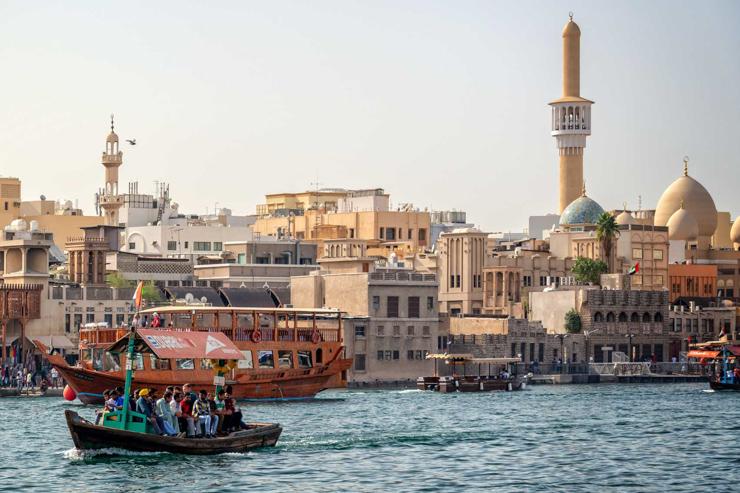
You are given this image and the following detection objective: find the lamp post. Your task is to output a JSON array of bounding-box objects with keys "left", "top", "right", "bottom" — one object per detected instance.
[
  {"left": 584, "top": 328, "right": 601, "bottom": 367},
  {"left": 626, "top": 333, "right": 636, "bottom": 362},
  {"left": 555, "top": 334, "right": 568, "bottom": 374}
]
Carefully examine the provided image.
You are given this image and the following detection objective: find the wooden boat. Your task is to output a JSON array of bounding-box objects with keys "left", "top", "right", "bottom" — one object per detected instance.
[
  {"left": 37, "top": 306, "right": 351, "bottom": 404},
  {"left": 688, "top": 340, "right": 740, "bottom": 391},
  {"left": 417, "top": 354, "right": 527, "bottom": 393},
  {"left": 64, "top": 327, "right": 282, "bottom": 455},
  {"left": 65, "top": 410, "right": 282, "bottom": 454}
]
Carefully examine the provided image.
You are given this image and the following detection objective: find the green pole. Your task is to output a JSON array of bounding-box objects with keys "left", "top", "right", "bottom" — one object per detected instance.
[{"left": 120, "top": 328, "right": 136, "bottom": 431}]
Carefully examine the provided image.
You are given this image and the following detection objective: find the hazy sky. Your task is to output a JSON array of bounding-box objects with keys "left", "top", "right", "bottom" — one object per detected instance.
[{"left": 1, "top": 0, "right": 738, "bottom": 232}]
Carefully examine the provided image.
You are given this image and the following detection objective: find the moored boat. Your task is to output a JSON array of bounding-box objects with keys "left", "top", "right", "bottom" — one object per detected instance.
[
  {"left": 37, "top": 306, "right": 351, "bottom": 404},
  {"left": 688, "top": 340, "right": 740, "bottom": 391},
  {"left": 417, "top": 354, "right": 528, "bottom": 393}
]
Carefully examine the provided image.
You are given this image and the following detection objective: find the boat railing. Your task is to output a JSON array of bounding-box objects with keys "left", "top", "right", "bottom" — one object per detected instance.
[
  {"left": 159, "top": 325, "right": 340, "bottom": 343},
  {"left": 79, "top": 327, "right": 129, "bottom": 347}
]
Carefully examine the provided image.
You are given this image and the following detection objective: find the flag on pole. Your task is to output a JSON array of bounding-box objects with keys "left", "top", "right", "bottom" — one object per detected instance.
[
  {"left": 628, "top": 262, "right": 640, "bottom": 275},
  {"left": 133, "top": 281, "right": 145, "bottom": 310}
]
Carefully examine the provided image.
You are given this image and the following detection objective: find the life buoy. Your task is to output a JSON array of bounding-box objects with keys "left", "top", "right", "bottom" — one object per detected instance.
[
  {"left": 251, "top": 329, "right": 262, "bottom": 343},
  {"left": 311, "top": 330, "right": 321, "bottom": 344}
]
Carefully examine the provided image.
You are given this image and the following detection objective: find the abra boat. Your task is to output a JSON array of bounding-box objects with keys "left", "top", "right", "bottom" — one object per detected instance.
[
  {"left": 417, "top": 354, "right": 528, "bottom": 393},
  {"left": 688, "top": 340, "right": 740, "bottom": 391},
  {"left": 65, "top": 328, "right": 282, "bottom": 455},
  {"left": 38, "top": 306, "right": 351, "bottom": 404}
]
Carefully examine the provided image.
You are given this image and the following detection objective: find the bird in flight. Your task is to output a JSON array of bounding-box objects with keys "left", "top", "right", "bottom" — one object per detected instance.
[{"left": 126, "top": 139, "right": 137, "bottom": 145}]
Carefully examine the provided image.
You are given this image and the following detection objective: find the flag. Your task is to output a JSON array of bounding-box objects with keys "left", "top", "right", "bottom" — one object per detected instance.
[
  {"left": 133, "top": 281, "right": 145, "bottom": 310},
  {"left": 628, "top": 262, "right": 640, "bottom": 275}
]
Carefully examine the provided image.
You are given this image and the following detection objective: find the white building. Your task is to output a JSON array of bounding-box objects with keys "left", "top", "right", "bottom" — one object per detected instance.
[{"left": 122, "top": 224, "right": 253, "bottom": 261}]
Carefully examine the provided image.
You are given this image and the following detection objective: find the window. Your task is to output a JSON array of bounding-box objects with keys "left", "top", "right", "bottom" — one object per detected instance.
[
  {"left": 393, "top": 325, "right": 401, "bottom": 336},
  {"left": 354, "top": 354, "right": 366, "bottom": 371},
  {"left": 632, "top": 275, "right": 643, "bottom": 285},
  {"left": 407, "top": 350, "right": 414, "bottom": 360},
  {"left": 237, "top": 350, "right": 253, "bottom": 369},
  {"left": 422, "top": 326, "right": 430, "bottom": 336},
  {"left": 167, "top": 241, "right": 177, "bottom": 251},
  {"left": 653, "top": 249, "right": 664, "bottom": 260},
  {"left": 258, "top": 350, "right": 275, "bottom": 368},
  {"left": 194, "top": 241, "right": 211, "bottom": 251},
  {"left": 278, "top": 350, "right": 293, "bottom": 369},
  {"left": 213, "top": 242, "right": 223, "bottom": 251},
  {"left": 387, "top": 296, "right": 399, "bottom": 318},
  {"left": 200, "top": 358, "right": 213, "bottom": 370},
  {"left": 3, "top": 202, "right": 7, "bottom": 211},
  {"left": 407, "top": 326, "right": 415, "bottom": 336},
  {"left": 184, "top": 241, "right": 189, "bottom": 249},
  {"left": 384, "top": 350, "right": 392, "bottom": 360},
  {"left": 297, "top": 351, "right": 312, "bottom": 368},
  {"left": 354, "top": 325, "right": 366, "bottom": 338},
  {"left": 408, "top": 229, "right": 413, "bottom": 240},
  {"left": 378, "top": 350, "right": 385, "bottom": 360},
  {"left": 427, "top": 296, "right": 434, "bottom": 310},
  {"left": 377, "top": 326, "right": 385, "bottom": 336},
  {"left": 418, "top": 229, "right": 427, "bottom": 242},
  {"left": 654, "top": 275, "right": 663, "bottom": 286},
  {"left": 632, "top": 248, "right": 643, "bottom": 259},
  {"left": 408, "top": 297, "right": 420, "bottom": 318},
  {"left": 386, "top": 228, "right": 396, "bottom": 241},
  {"left": 372, "top": 296, "right": 380, "bottom": 310},
  {"left": 393, "top": 350, "right": 399, "bottom": 360},
  {"left": 379, "top": 228, "right": 384, "bottom": 239},
  {"left": 128, "top": 242, "right": 136, "bottom": 250},
  {"left": 175, "top": 358, "right": 194, "bottom": 370}
]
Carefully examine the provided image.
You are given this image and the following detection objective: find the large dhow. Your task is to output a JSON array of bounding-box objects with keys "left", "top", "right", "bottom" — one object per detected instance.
[
  {"left": 688, "top": 339, "right": 740, "bottom": 391},
  {"left": 417, "top": 354, "right": 528, "bottom": 393},
  {"left": 39, "top": 305, "right": 351, "bottom": 404},
  {"left": 65, "top": 328, "right": 282, "bottom": 454}
]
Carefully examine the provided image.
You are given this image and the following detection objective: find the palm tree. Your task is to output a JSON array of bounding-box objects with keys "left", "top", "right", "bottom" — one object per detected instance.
[{"left": 596, "top": 212, "right": 619, "bottom": 273}]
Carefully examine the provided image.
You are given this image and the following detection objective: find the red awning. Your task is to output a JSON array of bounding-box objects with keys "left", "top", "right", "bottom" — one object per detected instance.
[
  {"left": 727, "top": 346, "right": 740, "bottom": 356},
  {"left": 686, "top": 350, "right": 720, "bottom": 359},
  {"left": 109, "top": 329, "right": 243, "bottom": 360}
]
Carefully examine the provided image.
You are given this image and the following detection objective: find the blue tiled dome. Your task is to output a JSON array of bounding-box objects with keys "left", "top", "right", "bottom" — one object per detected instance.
[{"left": 560, "top": 195, "right": 605, "bottom": 225}]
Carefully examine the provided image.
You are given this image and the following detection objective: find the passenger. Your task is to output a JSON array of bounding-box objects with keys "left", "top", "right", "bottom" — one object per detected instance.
[
  {"left": 114, "top": 386, "right": 126, "bottom": 410},
  {"left": 206, "top": 392, "right": 220, "bottom": 435},
  {"left": 214, "top": 390, "right": 229, "bottom": 432},
  {"left": 224, "top": 386, "right": 246, "bottom": 430},
  {"left": 193, "top": 390, "right": 215, "bottom": 438},
  {"left": 135, "top": 388, "right": 163, "bottom": 435},
  {"left": 155, "top": 391, "right": 179, "bottom": 436},
  {"left": 96, "top": 390, "right": 111, "bottom": 425},
  {"left": 178, "top": 391, "right": 197, "bottom": 437},
  {"left": 151, "top": 312, "right": 161, "bottom": 328},
  {"left": 182, "top": 383, "right": 196, "bottom": 401}
]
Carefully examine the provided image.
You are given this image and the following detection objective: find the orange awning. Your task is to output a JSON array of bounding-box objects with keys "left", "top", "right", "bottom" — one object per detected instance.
[
  {"left": 686, "top": 350, "right": 719, "bottom": 359},
  {"left": 108, "top": 329, "right": 243, "bottom": 360}
]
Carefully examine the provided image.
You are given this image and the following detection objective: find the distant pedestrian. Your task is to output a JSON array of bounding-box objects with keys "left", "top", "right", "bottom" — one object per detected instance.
[{"left": 51, "top": 367, "right": 60, "bottom": 388}]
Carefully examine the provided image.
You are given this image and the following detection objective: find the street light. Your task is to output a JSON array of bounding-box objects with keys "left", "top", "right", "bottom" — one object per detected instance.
[
  {"left": 555, "top": 334, "right": 569, "bottom": 374},
  {"left": 584, "top": 328, "right": 602, "bottom": 366},
  {"left": 626, "top": 333, "right": 636, "bottom": 362}
]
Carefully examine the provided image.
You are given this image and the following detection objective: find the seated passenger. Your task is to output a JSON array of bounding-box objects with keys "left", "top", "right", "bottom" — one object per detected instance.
[
  {"left": 224, "top": 386, "right": 246, "bottom": 431},
  {"left": 136, "top": 388, "right": 163, "bottom": 435},
  {"left": 193, "top": 390, "right": 216, "bottom": 438},
  {"left": 207, "top": 392, "right": 221, "bottom": 435},
  {"left": 178, "top": 392, "right": 196, "bottom": 437},
  {"left": 156, "top": 391, "right": 179, "bottom": 436},
  {"left": 214, "top": 390, "right": 229, "bottom": 432},
  {"left": 96, "top": 390, "right": 111, "bottom": 425}
]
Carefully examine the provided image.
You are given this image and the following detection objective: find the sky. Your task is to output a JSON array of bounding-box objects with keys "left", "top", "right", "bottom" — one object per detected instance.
[{"left": 0, "top": 0, "right": 739, "bottom": 232}]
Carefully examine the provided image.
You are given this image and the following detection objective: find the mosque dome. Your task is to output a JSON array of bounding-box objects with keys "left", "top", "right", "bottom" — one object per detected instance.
[
  {"left": 562, "top": 18, "right": 580, "bottom": 37},
  {"left": 654, "top": 161, "right": 717, "bottom": 237},
  {"left": 666, "top": 204, "right": 699, "bottom": 241},
  {"left": 106, "top": 130, "right": 119, "bottom": 143},
  {"left": 731, "top": 217, "right": 740, "bottom": 244},
  {"left": 615, "top": 210, "right": 634, "bottom": 225},
  {"left": 560, "top": 189, "right": 605, "bottom": 226}
]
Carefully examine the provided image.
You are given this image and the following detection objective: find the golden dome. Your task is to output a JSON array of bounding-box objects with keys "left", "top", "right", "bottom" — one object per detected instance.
[
  {"left": 731, "top": 216, "right": 740, "bottom": 244},
  {"left": 654, "top": 161, "right": 717, "bottom": 237},
  {"left": 666, "top": 205, "right": 699, "bottom": 241},
  {"left": 106, "top": 131, "right": 118, "bottom": 143},
  {"left": 615, "top": 209, "right": 634, "bottom": 225},
  {"left": 562, "top": 15, "right": 580, "bottom": 37}
]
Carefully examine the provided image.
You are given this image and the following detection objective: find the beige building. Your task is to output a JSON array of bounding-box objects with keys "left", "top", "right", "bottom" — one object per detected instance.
[
  {"left": 291, "top": 248, "right": 439, "bottom": 384},
  {"left": 0, "top": 177, "right": 22, "bottom": 228},
  {"left": 436, "top": 229, "right": 487, "bottom": 315}
]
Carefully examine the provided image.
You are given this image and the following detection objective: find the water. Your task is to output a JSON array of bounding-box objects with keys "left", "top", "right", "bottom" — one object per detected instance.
[{"left": 1, "top": 384, "right": 738, "bottom": 492}]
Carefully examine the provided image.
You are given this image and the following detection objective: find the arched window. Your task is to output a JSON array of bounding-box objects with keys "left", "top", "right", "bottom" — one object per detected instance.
[
  {"left": 606, "top": 312, "right": 615, "bottom": 323},
  {"left": 618, "top": 312, "right": 628, "bottom": 322},
  {"left": 654, "top": 312, "right": 663, "bottom": 322},
  {"left": 631, "top": 312, "right": 640, "bottom": 323},
  {"left": 642, "top": 312, "right": 651, "bottom": 323},
  {"left": 594, "top": 312, "right": 604, "bottom": 322}
]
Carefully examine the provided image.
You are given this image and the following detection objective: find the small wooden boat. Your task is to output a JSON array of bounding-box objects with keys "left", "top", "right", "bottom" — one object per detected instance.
[
  {"left": 418, "top": 354, "right": 527, "bottom": 393},
  {"left": 65, "top": 410, "right": 282, "bottom": 454},
  {"left": 688, "top": 340, "right": 740, "bottom": 392}
]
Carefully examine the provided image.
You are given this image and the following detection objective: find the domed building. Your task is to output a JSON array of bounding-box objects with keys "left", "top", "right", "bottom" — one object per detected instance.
[
  {"left": 731, "top": 216, "right": 740, "bottom": 248},
  {"left": 666, "top": 203, "right": 699, "bottom": 241},
  {"left": 615, "top": 207, "right": 635, "bottom": 226},
  {"left": 654, "top": 159, "right": 717, "bottom": 245},
  {"left": 559, "top": 185, "right": 605, "bottom": 229}
]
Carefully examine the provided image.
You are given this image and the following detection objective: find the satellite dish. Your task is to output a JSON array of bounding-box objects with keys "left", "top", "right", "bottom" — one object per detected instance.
[
  {"left": 40, "top": 194, "right": 46, "bottom": 201},
  {"left": 185, "top": 293, "right": 194, "bottom": 303},
  {"left": 200, "top": 296, "right": 208, "bottom": 303}
]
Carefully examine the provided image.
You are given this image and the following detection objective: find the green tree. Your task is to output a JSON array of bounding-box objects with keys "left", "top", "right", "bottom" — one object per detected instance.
[
  {"left": 572, "top": 257, "right": 608, "bottom": 285},
  {"left": 564, "top": 309, "right": 582, "bottom": 334},
  {"left": 106, "top": 272, "right": 133, "bottom": 288},
  {"left": 141, "top": 282, "right": 162, "bottom": 302},
  {"left": 596, "top": 211, "right": 620, "bottom": 273}
]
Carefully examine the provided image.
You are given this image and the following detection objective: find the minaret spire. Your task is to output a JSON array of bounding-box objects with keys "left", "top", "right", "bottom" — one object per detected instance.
[
  {"left": 550, "top": 13, "right": 594, "bottom": 213},
  {"left": 683, "top": 155, "right": 689, "bottom": 176}
]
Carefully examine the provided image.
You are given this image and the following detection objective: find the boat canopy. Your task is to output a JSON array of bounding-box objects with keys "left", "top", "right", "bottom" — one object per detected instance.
[
  {"left": 107, "top": 329, "right": 243, "bottom": 360},
  {"left": 686, "top": 350, "right": 720, "bottom": 360},
  {"left": 425, "top": 353, "right": 521, "bottom": 364}
]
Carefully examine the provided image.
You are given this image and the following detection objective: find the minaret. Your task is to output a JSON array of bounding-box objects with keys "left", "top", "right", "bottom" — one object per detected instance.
[
  {"left": 550, "top": 13, "right": 594, "bottom": 214},
  {"left": 99, "top": 114, "right": 124, "bottom": 225}
]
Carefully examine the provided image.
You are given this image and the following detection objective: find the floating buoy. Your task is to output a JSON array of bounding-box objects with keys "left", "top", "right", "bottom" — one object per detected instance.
[{"left": 63, "top": 385, "right": 76, "bottom": 401}]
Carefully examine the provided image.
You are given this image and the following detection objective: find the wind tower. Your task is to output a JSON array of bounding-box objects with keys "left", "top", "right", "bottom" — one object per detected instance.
[
  {"left": 550, "top": 13, "right": 594, "bottom": 214},
  {"left": 99, "top": 114, "right": 124, "bottom": 225}
]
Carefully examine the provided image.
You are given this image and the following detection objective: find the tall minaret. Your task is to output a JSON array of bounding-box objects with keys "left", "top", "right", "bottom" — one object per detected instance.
[
  {"left": 99, "top": 114, "right": 124, "bottom": 225},
  {"left": 550, "top": 13, "right": 594, "bottom": 214}
]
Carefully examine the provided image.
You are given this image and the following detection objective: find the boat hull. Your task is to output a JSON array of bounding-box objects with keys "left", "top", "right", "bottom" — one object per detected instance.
[
  {"left": 44, "top": 351, "right": 351, "bottom": 405},
  {"left": 65, "top": 410, "right": 281, "bottom": 455},
  {"left": 709, "top": 380, "right": 740, "bottom": 391}
]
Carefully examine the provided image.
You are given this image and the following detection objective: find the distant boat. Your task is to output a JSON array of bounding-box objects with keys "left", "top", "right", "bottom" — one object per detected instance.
[{"left": 687, "top": 340, "right": 740, "bottom": 391}]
